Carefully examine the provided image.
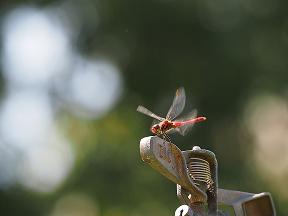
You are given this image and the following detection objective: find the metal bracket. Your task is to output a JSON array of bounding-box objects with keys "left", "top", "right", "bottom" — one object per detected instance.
[
  {"left": 140, "top": 136, "right": 207, "bottom": 203},
  {"left": 217, "top": 189, "right": 276, "bottom": 216}
]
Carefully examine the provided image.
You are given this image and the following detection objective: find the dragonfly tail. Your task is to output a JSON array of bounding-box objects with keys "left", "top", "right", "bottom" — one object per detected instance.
[
  {"left": 174, "top": 116, "right": 207, "bottom": 136},
  {"left": 174, "top": 117, "right": 206, "bottom": 127}
]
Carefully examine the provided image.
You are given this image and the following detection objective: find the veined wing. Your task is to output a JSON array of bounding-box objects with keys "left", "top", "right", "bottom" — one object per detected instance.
[
  {"left": 174, "top": 109, "right": 198, "bottom": 136},
  {"left": 166, "top": 87, "right": 186, "bottom": 121},
  {"left": 137, "top": 105, "right": 165, "bottom": 122}
]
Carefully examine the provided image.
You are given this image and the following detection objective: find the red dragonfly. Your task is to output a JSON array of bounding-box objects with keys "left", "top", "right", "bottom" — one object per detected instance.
[{"left": 137, "top": 87, "right": 206, "bottom": 141}]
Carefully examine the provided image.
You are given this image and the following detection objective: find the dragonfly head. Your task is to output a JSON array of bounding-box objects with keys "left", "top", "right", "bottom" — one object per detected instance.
[{"left": 151, "top": 124, "right": 160, "bottom": 134}]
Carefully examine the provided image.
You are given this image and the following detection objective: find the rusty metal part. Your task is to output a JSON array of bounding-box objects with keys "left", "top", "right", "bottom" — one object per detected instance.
[
  {"left": 217, "top": 189, "right": 276, "bottom": 216},
  {"left": 182, "top": 146, "right": 218, "bottom": 215},
  {"left": 176, "top": 185, "right": 207, "bottom": 215},
  {"left": 140, "top": 136, "right": 207, "bottom": 203},
  {"left": 188, "top": 157, "right": 213, "bottom": 192},
  {"left": 139, "top": 136, "right": 276, "bottom": 216}
]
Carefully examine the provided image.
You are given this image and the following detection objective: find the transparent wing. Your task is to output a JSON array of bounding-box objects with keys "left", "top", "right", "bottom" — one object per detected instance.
[
  {"left": 151, "top": 118, "right": 160, "bottom": 127},
  {"left": 166, "top": 87, "right": 186, "bottom": 121},
  {"left": 166, "top": 128, "right": 178, "bottom": 135},
  {"left": 175, "top": 109, "right": 198, "bottom": 136},
  {"left": 137, "top": 105, "right": 165, "bottom": 122}
]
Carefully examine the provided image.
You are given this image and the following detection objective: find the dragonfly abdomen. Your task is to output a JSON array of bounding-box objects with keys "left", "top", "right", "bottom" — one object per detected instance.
[{"left": 173, "top": 117, "right": 207, "bottom": 127}]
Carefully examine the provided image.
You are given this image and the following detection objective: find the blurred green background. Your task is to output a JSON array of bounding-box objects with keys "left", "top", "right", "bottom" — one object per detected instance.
[{"left": 0, "top": 0, "right": 287, "bottom": 215}]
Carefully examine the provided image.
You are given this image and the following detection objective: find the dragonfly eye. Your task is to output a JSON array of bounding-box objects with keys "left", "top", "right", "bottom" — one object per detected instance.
[{"left": 151, "top": 124, "right": 160, "bottom": 134}]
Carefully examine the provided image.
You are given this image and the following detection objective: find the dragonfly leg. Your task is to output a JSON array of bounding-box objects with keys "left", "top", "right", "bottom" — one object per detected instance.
[{"left": 162, "top": 132, "right": 172, "bottom": 143}]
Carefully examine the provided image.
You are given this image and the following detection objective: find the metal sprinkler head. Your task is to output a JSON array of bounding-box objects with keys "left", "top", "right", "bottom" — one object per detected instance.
[{"left": 139, "top": 136, "right": 276, "bottom": 216}]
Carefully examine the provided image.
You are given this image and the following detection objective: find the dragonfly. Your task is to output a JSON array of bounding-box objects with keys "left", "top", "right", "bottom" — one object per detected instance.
[{"left": 137, "top": 87, "right": 206, "bottom": 141}]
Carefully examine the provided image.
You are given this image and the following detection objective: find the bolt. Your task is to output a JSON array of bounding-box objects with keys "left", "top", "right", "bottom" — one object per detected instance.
[{"left": 192, "top": 146, "right": 201, "bottom": 151}]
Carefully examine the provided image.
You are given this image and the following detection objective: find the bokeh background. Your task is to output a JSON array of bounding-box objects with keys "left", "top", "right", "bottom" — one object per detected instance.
[{"left": 0, "top": 0, "right": 287, "bottom": 215}]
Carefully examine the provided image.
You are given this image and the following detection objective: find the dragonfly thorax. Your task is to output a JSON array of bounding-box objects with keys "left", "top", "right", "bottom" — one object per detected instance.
[{"left": 151, "top": 120, "right": 175, "bottom": 134}]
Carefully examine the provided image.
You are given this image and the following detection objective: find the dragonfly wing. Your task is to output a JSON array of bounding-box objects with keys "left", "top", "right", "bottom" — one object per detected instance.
[
  {"left": 167, "top": 127, "right": 190, "bottom": 136},
  {"left": 175, "top": 125, "right": 193, "bottom": 136},
  {"left": 151, "top": 118, "right": 160, "bottom": 127},
  {"left": 166, "top": 87, "right": 186, "bottom": 121},
  {"left": 175, "top": 109, "right": 198, "bottom": 136},
  {"left": 137, "top": 105, "right": 165, "bottom": 122}
]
